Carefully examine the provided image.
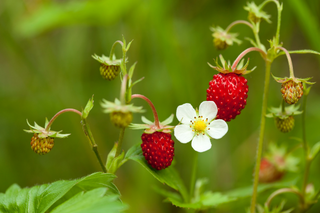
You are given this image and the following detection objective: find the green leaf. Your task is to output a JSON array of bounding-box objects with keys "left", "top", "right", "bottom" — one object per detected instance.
[
  {"left": 310, "top": 141, "right": 320, "bottom": 160},
  {"left": 106, "top": 143, "right": 118, "bottom": 170},
  {"left": 225, "top": 179, "right": 297, "bottom": 199},
  {"left": 0, "top": 172, "right": 118, "bottom": 213},
  {"left": 51, "top": 188, "right": 127, "bottom": 213},
  {"left": 165, "top": 191, "right": 235, "bottom": 210},
  {"left": 82, "top": 96, "right": 94, "bottom": 119},
  {"left": 126, "top": 144, "right": 189, "bottom": 202}
]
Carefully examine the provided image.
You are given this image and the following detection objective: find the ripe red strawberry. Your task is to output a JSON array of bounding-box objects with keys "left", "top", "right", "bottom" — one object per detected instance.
[
  {"left": 141, "top": 132, "right": 174, "bottom": 170},
  {"left": 206, "top": 73, "right": 248, "bottom": 122},
  {"left": 259, "top": 158, "right": 284, "bottom": 183},
  {"left": 207, "top": 55, "right": 253, "bottom": 122}
]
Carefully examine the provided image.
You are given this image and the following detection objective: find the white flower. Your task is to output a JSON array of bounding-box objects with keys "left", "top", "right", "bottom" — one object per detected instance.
[{"left": 174, "top": 101, "right": 228, "bottom": 152}]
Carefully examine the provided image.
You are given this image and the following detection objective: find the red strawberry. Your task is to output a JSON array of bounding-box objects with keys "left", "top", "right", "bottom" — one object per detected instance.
[
  {"left": 206, "top": 73, "right": 248, "bottom": 122},
  {"left": 141, "top": 132, "right": 174, "bottom": 170},
  {"left": 259, "top": 158, "right": 284, "bottom": 183}
]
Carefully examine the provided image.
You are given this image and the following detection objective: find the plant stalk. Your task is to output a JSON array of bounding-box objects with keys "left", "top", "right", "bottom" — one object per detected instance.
[
  {"left": 45, "top": 108, "right": 82, "bottom": 131},
  {"left": 250, "top": 61, "right": 272, "bottom": 213},
  {"left": 131, "top": 94, "right": 160, "bottom": 128},
  {"left": 115, "top": 128, "right": 126, "bottom": 157},
  {"left": 81, "top": 118, "right": 107, "bottom": 173},
  {"left": 189, "top": 152, "right": 198, "bottom": 202}
]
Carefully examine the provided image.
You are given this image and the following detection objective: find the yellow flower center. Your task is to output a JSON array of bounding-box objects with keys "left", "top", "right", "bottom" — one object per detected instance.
[{"left": 194, "top": 120, "right": 207, "bottom": 132}]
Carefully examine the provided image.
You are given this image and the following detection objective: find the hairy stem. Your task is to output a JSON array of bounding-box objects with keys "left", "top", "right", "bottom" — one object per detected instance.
[
  {"left": 81, "top": 118, "right": 107, "bottom": 173},
  {"left": 231, "top": 47, "right": 267, "bottom": 70},
  {"left": 276, "top": 46, "right": 295, "bottom": 78},
  {"left": 109, "top": 40, "right": 123, "bottom": 61},
  {"left": 250, "top": 61, "right": 271, "bottom": 213},
  {"left": 131, "top": 94, "right": 160, "bottom": 128},
  {"left": 189, "top": 152, "right": 198, "bottom": 202},
  {"left": 45, "top": 108, "right": 82, "bottom": 131},
  {"left": 115, "top": 128, "right": 126, "bottom": 157},
  {"left": 259, "top": 0, "right": 282, "bottom": 45},
  {"left": 225, "top": 20, "right": 254, "bottom": 32},
  {"left": 301, "top": 89, "right": 311, "bottom": 203},
  {"left": 265, "top": 188, "right": 304, "bottom": 208}
]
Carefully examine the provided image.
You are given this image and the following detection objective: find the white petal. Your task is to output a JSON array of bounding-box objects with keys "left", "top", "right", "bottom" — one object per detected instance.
[
  {"left": 191, "top": 134, "right": 212, "bottom": 152},
  {"left": 176, "top": 103, "right": 197, "bottom": 124},
  {"left": 207, "top": 119, "right": 228, "bottom": 139},
  {"left": 199, "top": 101, "right": 217, "bottom": 121},
  {"left": 174, "top": 124, "right": 194, "bottom": 143}
]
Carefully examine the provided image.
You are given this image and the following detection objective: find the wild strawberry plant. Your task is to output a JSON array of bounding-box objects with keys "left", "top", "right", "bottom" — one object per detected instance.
[{"left": 1, "top": 0, "right": 320, "bottom": 212}]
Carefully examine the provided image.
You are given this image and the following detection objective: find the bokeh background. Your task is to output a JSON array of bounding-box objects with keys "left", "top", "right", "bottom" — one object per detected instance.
[{"left": 1, "top": 0, "right": 320, "bottom": 212}]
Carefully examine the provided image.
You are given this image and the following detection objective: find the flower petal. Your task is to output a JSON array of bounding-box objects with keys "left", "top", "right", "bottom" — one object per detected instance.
[
  {"left": 199, "top": 101, "right": 217, "bottom": 121},
  {"left": 174, "top": 124, "right": 194, "bottom": 143},
  {"left": 176, "top": 103, "right": 197, "bottom": 124},
  {"left": 191, "top": 134, "right": 212, "bottom": 152},
  {"left": 207, "top": 119, "right": 228, "bottom": 139}
]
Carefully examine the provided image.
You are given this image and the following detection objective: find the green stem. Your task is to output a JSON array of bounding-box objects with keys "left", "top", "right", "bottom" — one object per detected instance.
[
  {"left": 189, "top": 152, "right": 199, "bottom": 202},
  {"left": 253, "top": 22, "right": 262, "bottom": 49},
  {"left": 301, "top": 88, "right": 310, "bottom": 201},
  {"left": 115, "top": 128, "right": 126, "bottom": 157},
  {"left": 250, "top": 61, "right": 272, "bottom": 213},
  {"left": 120, "top": 74, "right": 128, "bottom": 105},
  {"left": 276, "top": 46, "right": 295, "bottom": 78},
  {"left": 109, "top": 40, "right": 123, "bottom": 61},
  {"left": 45, "top": 108, "right": 82, "bottom": 131},
  {"left": 81, "top": 118, "right": 107, "bottom": 173},
  {"left": 264, "top": 188, "right": 304, "bottom": 208},
  {"left": 225, "top": 20, "right": 254, "bottom": 32},
  {"left": 281, "top": 99, "right": 285, "bottom": 113},
  {"left": 259, "top": 0, "right": 282, "bottom": 45}
]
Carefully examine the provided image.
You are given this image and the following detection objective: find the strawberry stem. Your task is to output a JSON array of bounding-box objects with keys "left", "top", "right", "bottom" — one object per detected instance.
[
  {"left": 120, "top": 74, "right": 128, "bottom": 105},
  {"left": 231, "top": 47, "right": 267, "bottom": 71},
  {"left": 45, "top": 108, "right": 82, "bottom": 131},
  {"left": 131, "top": 94, "right": 160, "bottom": 128},
  {"left": 259, "top": 0, "right": 282, "bottom": 45},
  {"left": 264, "top": 188, "right": 303, "bottom": 208},
  {"left": 109, "top": 40, "right": 123, "bottom": 62},
  {"left": 225, "top": 20, "right": 254, "bottom": 32},
  {"left": 250, "top": 61, "right": 271, "bottom": 213},
  {"left": 276, "top": 46, "right": 295, "bottom": 78}
]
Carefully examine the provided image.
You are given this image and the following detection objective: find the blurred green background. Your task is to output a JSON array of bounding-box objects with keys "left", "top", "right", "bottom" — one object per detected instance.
[{"left": 1, "top": 0, "right": 320, "bottom": 212}]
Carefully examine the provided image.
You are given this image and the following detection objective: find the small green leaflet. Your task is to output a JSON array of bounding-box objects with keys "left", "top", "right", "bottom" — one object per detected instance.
[{"left": 0, "top": 172, "right": 125, "bottom": 213}]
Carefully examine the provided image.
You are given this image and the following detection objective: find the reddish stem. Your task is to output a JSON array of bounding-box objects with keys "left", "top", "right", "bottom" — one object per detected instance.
[
  {"left": 131, "top": 94, "right": 160, "bottom": 128},
  {"left": 45, "top": 108, "right": 82, "bottom": 131},
  {"left": 231, "top": 47, "right": 267, "bottom": 70}
]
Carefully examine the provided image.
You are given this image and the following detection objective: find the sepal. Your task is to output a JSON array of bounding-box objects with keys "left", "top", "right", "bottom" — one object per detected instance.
[
  {"left": 129, "top": 114, "right": 174, "bottom": 133},
  {"left": 244, "top": 2, "right": 271, "bottom": 24},
  {"left": 24, "top": 119, "right": 70, "bottom": 138},
  {"left": 208, "top": 55, "right": 255, "bottom": 75}
]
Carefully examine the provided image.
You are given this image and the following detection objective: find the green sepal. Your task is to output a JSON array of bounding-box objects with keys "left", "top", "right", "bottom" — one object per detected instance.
[
  {"left": 244, "top": 1, "right": 271, "bottom": 23},
  {"left": 254, "top": 201, "right": 293, "bottom": 213},
  {"left": 107, "top": 151, "right": 126, "bottom": 174},
  {"left": 106, "top": 143, "right": 118, "bottom": 171},
  {"left": 271, "top": 73, "right": 315, "bottom": 85},
  {"left": 82, "top": 96, "right": 94, "bottom": 119},
  {"left": 92, "top": 54, "right": 123, "bottom": 66},
  {"left": 208, "top": 54, "right": 255, "bottom": 75},
  {"left": 101, "top": 98, "right": 144, "bottom": 114},
  {"left": 303, "top": 83, "right": 312, "bottom": 96},
  {"left": 24, "top": 119, "right": 70, "bottom": 138},
  {"left": 266, "top": 104, "right": 302, "bottom": 119},
  {"left": 210, "top": 26, "right": 242, "bottom": 46},
  {"left": 129, "top": 114, "right": 174, "bottom": 133},
  {"left": 310, "top": 141, "right": 320, "bottom": 160}
]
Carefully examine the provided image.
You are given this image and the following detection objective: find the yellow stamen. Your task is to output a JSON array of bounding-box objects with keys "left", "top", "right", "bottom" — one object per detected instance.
[{"left": 194, "top": 120, "right": 207, "bottom": 132}]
